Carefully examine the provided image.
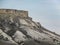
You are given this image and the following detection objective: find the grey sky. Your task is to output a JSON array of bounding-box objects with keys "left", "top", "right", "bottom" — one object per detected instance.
[{"left": 0, "top": 0, "right": 60, "bottom": 34}]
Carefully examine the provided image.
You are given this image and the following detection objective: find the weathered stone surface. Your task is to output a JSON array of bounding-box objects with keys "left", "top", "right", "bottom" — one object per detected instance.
[
  {"left": 0, "top": 9, "right": 60, "bottom": 45},
  {"left": 0, "top": 9, "right": 28, "bottom": 18}
]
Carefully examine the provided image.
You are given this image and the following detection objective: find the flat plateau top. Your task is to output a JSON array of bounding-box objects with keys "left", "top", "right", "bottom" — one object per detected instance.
[
  {"left": 0, "top": 9, "right": 27, "bottom": 12},
  {"left": 0, "top": 9, "right": 28, "bottom": 17}
]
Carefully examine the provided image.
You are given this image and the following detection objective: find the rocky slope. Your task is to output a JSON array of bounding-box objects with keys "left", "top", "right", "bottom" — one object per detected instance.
[{"left": 0, "top": 9, "right": 60, "bottom": 45}]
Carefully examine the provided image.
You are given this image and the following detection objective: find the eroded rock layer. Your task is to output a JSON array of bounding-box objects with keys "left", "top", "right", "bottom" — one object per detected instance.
[{"left": 0, "top": 9, "right": 60, "bottom": 45}]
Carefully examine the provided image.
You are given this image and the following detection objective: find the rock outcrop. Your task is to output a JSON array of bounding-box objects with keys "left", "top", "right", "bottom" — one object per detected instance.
[{"left": 0, "top": 9, "right": 60, "bottom": 45}]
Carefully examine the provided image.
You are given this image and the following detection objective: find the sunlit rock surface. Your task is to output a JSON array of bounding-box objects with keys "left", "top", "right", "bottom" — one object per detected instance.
[{"left": 0, "top": 9, "right": 60, "bottom": 45}]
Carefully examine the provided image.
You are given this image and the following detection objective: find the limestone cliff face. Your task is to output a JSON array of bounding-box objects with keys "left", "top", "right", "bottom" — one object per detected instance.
[{"left": 0, "top": 9, "right": 60, "bottom": 45}]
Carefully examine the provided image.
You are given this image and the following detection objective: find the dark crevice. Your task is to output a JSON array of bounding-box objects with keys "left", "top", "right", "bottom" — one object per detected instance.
[{"left": 18, "top": 28, "right": 32, "bottom": 39}]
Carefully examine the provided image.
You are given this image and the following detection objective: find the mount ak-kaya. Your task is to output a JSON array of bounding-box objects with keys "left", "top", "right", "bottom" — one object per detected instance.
[{"left": 0, "top": 9, "right": 60, "bottom": 45}]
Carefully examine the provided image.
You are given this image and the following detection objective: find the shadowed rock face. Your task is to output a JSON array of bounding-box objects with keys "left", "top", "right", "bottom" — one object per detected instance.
[
  {"left": 23, "top": 39, "right": 53, "bottom": 45},
  {"left": 0, "top": 9, "right": 60, "bottom": 45},
  {"left": 0, "top": 40, "right": 17, "bottom": 45}
]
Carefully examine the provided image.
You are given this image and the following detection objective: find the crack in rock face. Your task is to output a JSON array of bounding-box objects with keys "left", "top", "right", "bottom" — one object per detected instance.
[{"left": 0, "top": 9, "right": 60, "bottom": 45}]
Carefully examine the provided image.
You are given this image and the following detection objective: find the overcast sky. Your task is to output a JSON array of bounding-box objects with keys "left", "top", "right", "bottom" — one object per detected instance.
[{"left": 0, "top": 0, "right": 60, "bottom": 34}]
